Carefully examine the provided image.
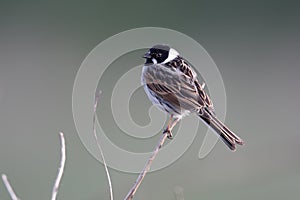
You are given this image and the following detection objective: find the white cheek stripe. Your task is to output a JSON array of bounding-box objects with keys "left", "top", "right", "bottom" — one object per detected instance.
[
  {"left": 152, "top": 58, "right": 158, "bottom": 64},
  {"left": 162, "top": 48, "right": 179, "bottom": 64}
]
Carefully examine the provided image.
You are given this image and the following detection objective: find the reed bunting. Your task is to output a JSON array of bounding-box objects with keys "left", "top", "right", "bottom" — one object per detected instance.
[{"left": 141, "top": 44, "right": 244, "bottom": 151}]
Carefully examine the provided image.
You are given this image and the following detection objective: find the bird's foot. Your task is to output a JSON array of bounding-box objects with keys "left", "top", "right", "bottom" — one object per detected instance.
[{"left": 163, "top": 129, "right": 173, "bottom": 139}]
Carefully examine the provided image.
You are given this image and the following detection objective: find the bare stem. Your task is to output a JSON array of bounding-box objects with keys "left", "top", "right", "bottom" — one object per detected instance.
[
  {"left": 124, "top": 132, "right": 169, "bottom": 200},
  {"left": 51, "top": 132, "right": 66, "bottom": 200},
  {"left": 1, "top": 174, "right": 20, "bottom": 200},
  {"left": 174, "top": 186, "right": 185, "bottom": 200},
  {"left": 93, "top": 91, "right": 113, "bottom": 200}
]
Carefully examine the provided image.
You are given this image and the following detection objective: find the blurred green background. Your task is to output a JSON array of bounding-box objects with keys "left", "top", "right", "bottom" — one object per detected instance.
[{"left": 0, "top": 0, "right": 299, "bottom": 199}]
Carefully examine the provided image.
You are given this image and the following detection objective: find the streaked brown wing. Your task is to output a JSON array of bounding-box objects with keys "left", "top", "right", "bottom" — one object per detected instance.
[
  {"left": 165, "top": 56, "right": 214, "bottom": 109},
  {"left": 144, "top": 64, "right": 205, "bottom": 112}
]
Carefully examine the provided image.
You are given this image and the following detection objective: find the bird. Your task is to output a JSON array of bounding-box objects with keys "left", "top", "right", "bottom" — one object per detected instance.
[{"left": 141, "top": 44, "right": 244, "bottom": 151}]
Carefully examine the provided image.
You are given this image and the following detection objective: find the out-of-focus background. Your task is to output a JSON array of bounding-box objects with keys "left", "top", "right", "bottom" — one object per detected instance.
[{"left": 0, "top": 0, "right": 299, "bottom": 199}]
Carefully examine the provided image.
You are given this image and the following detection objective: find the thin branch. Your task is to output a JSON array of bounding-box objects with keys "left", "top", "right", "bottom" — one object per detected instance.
[
  {"left": 51, "top": 132, "right": 66, "bottom": 200},
  {"left": 174, "top": 186, "right": 185, "bottom": 200},
  {"left": 93, "top": 91, "right": 113, "bottom": 200},
  {"left": 1, "top": 174, "right": 20, "bottom": 200},
  {"left": 124, "top": 132, "right": 169, "bottom": 200}
]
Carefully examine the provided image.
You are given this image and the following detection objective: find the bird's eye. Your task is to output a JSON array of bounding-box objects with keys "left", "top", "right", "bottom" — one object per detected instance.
[{"left": 157, "top": 53, "right": 162, "bottom": 57}]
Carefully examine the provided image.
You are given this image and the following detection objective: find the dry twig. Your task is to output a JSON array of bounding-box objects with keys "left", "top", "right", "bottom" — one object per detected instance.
[
  {"left": 174, "top": 186, "right": 185, "bottom": 200},
  {"left": 124, "top": 132, "right": 169, "bottom": 200},
  {"left": 1, "top": 174, "right": 20, "bottom": 200},
  {"left": 93, "top": 91, "right": 113, "bottom": 200},
  {"left": 2, "top": 132, "right": 66, "bottom": 200},
  {"left": 51, "top": 132, "right": 66, "bottom": 200}
]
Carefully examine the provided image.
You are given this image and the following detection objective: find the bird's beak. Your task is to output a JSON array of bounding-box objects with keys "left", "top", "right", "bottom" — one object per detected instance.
[{"left": 143, "top": 51, "right": 151, "bottom": 59}]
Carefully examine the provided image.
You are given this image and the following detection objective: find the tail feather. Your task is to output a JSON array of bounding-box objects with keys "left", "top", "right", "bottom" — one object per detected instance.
[
  {"left": 199, "top": 109, "right": 244, "bottom": 151},
  {"left": 211, "top": 114, "right": 244, "bottom": 145}
]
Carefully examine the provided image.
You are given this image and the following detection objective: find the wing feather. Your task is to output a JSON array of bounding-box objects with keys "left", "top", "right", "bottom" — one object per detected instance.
[{"left": 143, "top": 56, "right": 214, "bottom": 114}]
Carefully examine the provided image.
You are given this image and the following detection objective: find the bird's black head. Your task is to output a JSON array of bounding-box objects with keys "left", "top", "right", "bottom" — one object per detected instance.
[{"left": 143, "top": 44, "right": 179, "bottom": 64}]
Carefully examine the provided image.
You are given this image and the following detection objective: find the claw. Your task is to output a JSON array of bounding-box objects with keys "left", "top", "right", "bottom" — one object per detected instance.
[
  {"left": 163, "top": 129, "right": 173, "bottom": 139},
  {"left": 167, "top": 134, "right": 173, "bottom": 139}
]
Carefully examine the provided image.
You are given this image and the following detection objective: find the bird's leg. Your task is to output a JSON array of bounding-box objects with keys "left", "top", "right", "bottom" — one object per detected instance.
[
  {"left": 163, "top": 115, "right": 180, "bottom": 139},
  {"left": 163, "top": 115, "right": 173, "bottom": 138}
]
